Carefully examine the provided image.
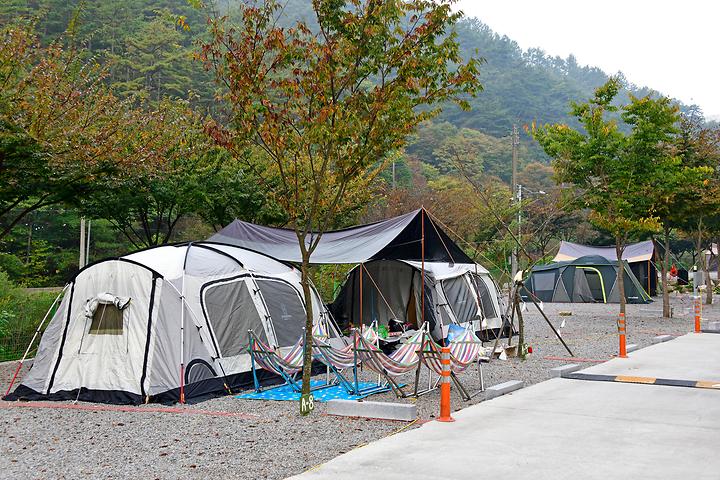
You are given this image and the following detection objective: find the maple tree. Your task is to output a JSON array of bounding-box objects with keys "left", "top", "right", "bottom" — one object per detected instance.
[
  {"left": 534, "top": 78, "right": 690, "bottom": 316},
  {"left": 200, "top": 0, "right": 482, "bottom": 404}
]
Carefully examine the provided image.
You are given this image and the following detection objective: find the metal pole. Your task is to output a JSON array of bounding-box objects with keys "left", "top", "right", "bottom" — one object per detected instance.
[
  {"left": 359, "top": 263, "right": 363, "bottom": 326},
  {"left": 510, "top": 125, "right": 519, "bottom": 281},
  {"left": 526, "top": 292, "right": 574, "bottom": 357},
  {"left": 421, "top": 208, "right": 425, "bottom": 328}
]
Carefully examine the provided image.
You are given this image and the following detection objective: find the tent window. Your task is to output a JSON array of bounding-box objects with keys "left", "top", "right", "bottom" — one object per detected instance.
[
  {"left": 204, "top": 279, "right": 266, "bottom": 357},
  {"left": 533, "top": 272, "right": 556, "bottom": 291},
  {"left": 255, "top": 279, "right": 306, "bottom": 347},
  {"left": 89, "top": 304, "right": 124, "bottom": 335},
  {"left": 472, "top": 275, "right": 498, "bottom": 319},
  {"left": 442, "top": 277, "right": 477, "bottom": 324}
]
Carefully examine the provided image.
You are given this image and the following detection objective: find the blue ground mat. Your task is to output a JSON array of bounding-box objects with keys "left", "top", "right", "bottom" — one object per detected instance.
[{"left": 235, "top": 380, "right": 386, "bottom": 402}]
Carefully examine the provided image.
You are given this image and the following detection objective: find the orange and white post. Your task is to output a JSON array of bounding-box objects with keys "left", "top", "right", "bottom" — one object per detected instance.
[
  {"left": 437, "top": 345, "right": 455, "bottom": 422},
  {"left": 617, "top": 312, "right": 627, "bottom": 358},
  {"left": 694, "top": 296, "right": 702, "bottom": 333}
]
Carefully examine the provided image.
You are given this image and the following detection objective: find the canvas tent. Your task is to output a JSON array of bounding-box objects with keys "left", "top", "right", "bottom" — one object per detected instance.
[
  {"left": 329, "top": 260, "right": 504, "bottom": 340},
  {"left": 553, "top": 240, "right": 657, "bottom": 296},
  {"left": 210, "top": 208, "right": 505, "bottom": 338},
  {"left": 522, "top": 255, "right": 652, "bottom": 304},
  {"left": 4, "top": 242, "right": 338, "bottom": 405}
]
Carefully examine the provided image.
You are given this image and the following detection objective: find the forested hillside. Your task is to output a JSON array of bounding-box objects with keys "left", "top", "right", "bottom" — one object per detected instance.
[
  {"left": 1, "top": 1, "right": 668, "bottom": 137},
  {"left": 0, "top": 0, "right": 705, "bottom": 287}
]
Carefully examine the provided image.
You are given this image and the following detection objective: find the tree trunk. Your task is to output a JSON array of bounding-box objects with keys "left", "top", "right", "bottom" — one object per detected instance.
[
  {"left": 661, "top": 228, "right": 671, "bottom": 318},
  {"left": 705, "top": 247, "right": 713, "bottom": 305},
  {"left": 515, "top": 290, "right": 526, "bottom": 360},
  {"left": 615, "top": 236, "right": 626, "bottom": 315},
  {"left": 696, "top": 222, "right": 712, "bottom": 305},
  {"left": 717, "top": 236, "right": 720, "bottom": 292},
  {"left": 299, "top": 252, "right": 315, "bottom": 403}
]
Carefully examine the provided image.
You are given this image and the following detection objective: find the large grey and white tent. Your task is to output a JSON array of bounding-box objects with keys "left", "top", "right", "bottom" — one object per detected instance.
[
  {"left": 211, "top": 208, "right": 505, "bottom": 339},
  {"left": 553, "top": 240, "right": 658, "bottom": 296},
  {"left": 329, "top": 260, "right": 503, "bottom": 340},
  {"left": 4, "top": 242, "right": 337, "bottom": 404}
]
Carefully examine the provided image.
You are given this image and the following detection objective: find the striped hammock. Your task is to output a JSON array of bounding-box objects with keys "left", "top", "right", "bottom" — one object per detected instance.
[
  {"left": 355, "top": 329, "right": 424, "bottom": 376},
  {"left": 312, "top": 324, "right": 379, "bottom": 370},
  {"left": 312, "top": 320, "right": 329, "bottom": 340},
  {"left": 249, "top": 331, "right": 305, "bottom": 376},
  {"left": 420, "top": 327, "right": 485, "bottom": 375}
]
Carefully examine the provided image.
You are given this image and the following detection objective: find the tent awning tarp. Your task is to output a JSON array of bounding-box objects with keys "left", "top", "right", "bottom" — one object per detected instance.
[
  {"left": 209, "top": 208, "right": 472, "bottom": 265},
  {"left": 553, "top": 240, "right": 655, "bottom": 264}
]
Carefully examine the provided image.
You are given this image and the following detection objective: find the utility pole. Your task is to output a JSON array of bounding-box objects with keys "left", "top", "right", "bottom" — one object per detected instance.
[
  {"left": 510, "top": 124, "right": 520, "bottom": 281},
  {"left": 517, "top": 184, "right": 523, "bottom": 252},
  {"left": 392, "top": 160, "right": 396, "bottom": 189},
  {"left": 26, "top": 222, "right": 33, "bottom": 264},
  {"left": 79, "top": 217, "right": 86, "bottom": 269},
  {"left": 86, "top": 219, "right": 91, "bottom": 265}
]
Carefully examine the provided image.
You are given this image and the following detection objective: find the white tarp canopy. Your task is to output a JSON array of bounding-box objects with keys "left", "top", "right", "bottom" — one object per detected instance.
[{"left": 553, "top": 240, "right": 655, "bottom": 263}]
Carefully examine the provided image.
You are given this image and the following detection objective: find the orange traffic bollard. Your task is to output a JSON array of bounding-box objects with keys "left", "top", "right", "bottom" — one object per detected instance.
[
  {"left": 617, "top": 313, "right": 627, "bottom": 358},
  {"left": 437, "top": 345, "right": 455, "bottom": 422},
  {"left": 694, "top": 296, "right": 702, "bottom": 333}
]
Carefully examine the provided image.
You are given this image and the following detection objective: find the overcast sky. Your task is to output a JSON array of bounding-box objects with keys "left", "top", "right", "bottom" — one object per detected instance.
[{"left": 455, "top": 1, "right": 720, "bottom": 119}]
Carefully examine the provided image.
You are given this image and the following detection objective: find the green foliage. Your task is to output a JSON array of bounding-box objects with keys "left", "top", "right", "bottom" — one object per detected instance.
[
  {"left": 0, "top": 269, "right": 58, "bottom": 361},
  {"left": 533, "top": 78, "right": 668, "bottom": 240}
]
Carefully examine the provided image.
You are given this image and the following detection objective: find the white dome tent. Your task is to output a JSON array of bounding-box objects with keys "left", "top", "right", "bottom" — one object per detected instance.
[{"left": 4, "top": 242, "right": 338, "bottom": 404}]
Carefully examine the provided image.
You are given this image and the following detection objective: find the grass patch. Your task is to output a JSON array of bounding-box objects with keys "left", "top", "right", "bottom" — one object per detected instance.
[{"left": 0, "top": 270, "right": 60, "bottom": 361}]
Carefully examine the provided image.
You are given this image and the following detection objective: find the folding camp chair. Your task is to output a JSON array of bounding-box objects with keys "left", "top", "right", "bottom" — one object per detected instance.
[
  {"left": 353, "top": 328, "right": 425, "bottom": 398},
  {"left": 248, "top": 330, "right": 332, "bottom": 393},
  {"left": 311, "top": 322, "right": 390, "bottom": 396},
  {"left": 414, "top": 325, "right": 488, "bottom": 401}
]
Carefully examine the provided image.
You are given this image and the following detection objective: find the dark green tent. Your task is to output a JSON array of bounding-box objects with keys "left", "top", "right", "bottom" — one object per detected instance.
[{"left": 522, "top": 255, "right": 651, "bottom": 304}]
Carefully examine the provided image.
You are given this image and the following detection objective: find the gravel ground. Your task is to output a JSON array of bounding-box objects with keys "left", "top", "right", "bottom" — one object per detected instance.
[{"left": 0, "top": 293, "right": 716, "bottom": 480}]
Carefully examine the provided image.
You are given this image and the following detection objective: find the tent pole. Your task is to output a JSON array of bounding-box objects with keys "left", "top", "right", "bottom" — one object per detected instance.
[
  {"left": 526, "top": 291, "right": 574, "bottom": 356},
  {"left": 179, "top": 244, "right": 192, "bottom": 404},
  {"left": 489, "top": 284, "right": 516, "bottom": 361},
  {"left": 421, "top": 208, "right": 425, "bottom": 332},
  {"left": 359, "top": 263, "right": 363, "bottom": 327}
]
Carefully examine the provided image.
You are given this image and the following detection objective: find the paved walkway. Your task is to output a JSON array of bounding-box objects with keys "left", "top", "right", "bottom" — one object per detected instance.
[{"left": 294, "top": 333, "right": 720, "bottom": 480}]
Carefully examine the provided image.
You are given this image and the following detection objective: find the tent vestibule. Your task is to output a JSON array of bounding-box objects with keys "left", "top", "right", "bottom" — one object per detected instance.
[{"left": 330, "top": 260, "right": 504, "bottom": 340}]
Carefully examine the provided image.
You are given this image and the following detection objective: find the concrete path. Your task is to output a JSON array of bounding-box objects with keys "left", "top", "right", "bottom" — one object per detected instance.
[
  {"left": 293, "top": 333, "right": 720, "bottom": 480},
  {"left": 580, "top": 333, "right": 720, "bottom": 382}
]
